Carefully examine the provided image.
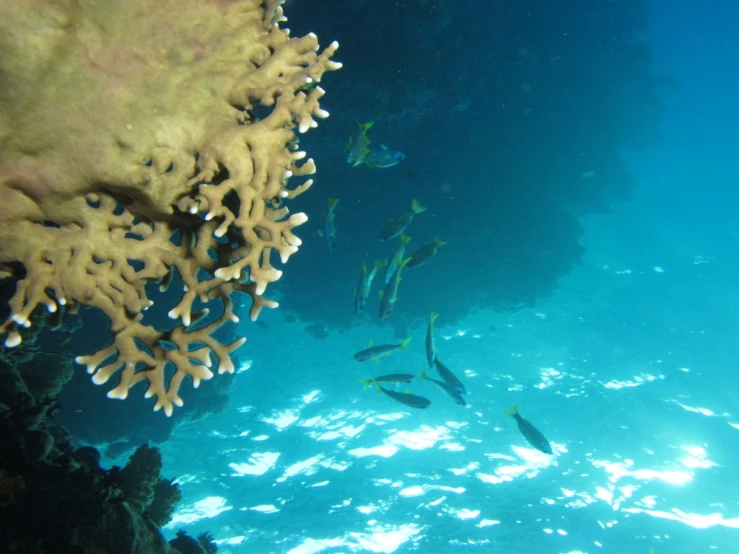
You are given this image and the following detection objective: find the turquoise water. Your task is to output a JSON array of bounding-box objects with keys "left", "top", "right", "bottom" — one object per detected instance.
[
  {"left": 152, "top": 2, "right": 739, "bottom": 552},
  {"left": 31, "top": 0, "right": 737, "bottom": 552},
  {"left": 157, "top": 198, "right": 739, "bottom": 553},
  {"left": 149, "top": 2, "right": 739, "bottom": 552}
]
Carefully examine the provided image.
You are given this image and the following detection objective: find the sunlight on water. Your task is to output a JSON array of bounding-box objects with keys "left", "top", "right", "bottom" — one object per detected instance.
[
  {"left": 229, "top": 451, "right": 280, "bottom": 476},
  {"left": 349, "top": 444, "right": 398, "bottom": 458},
  {"left": 600, "top": 373, "right": 663, "bottom": 389},
  {"left": 386, "top": 425, "right": 454, "bottom": 450},
  {"left": 672, "top": 400, "right": 720, "bottom": 417},
  {"left": 398, "top": 484, "right": 465, "bottom": 497},
  {"left": 286, "top": 523, "right": 423, "bottom": 554},
  {"left": 623, "top": 507, "right": 739, "bottom": 529},
  {"left": 249, "top": 504, "right": 279, "bottom": 513},
  {"left": 262, "top": 409, "right": 300, "bottom": 430},
  {"left": 167, "top": 496, "right": 232, "bottom": 526}
]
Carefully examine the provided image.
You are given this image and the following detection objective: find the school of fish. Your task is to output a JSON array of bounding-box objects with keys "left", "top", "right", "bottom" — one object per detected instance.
[{"left": 323, "top": 124, "right": 553, "bottom": 457}]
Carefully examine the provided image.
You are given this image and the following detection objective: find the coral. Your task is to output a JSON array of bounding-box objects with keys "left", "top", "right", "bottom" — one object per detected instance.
[
  {"left": 112, "top": 444, "right": 164, "bottom": 512},
  {"left": 170, "top": 530, "right": 211, "bottom": 554},
  {"left": 0, "top": 405, "right": 176, "bottom": 553},
  {"left": 0, "top": 0, "right": 340, "bottom": 414},
  {"left": 147, "top": 477, "right": 182, "bottom": 528}
]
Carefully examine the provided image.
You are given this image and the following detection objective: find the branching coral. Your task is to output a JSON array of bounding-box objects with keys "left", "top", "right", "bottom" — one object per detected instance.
[{"left": 0, "top": 0, "right": 340, "bottom": 414}]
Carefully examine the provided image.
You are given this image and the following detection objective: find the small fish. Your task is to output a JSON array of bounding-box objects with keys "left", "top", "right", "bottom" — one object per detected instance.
[
  {"left": 425, "top": 312, "right": 438, "bottom": 368},
  {"left": 380, "top": 199, "right": 426, "bottom": 241},
  {"left": 374, "top": 383, "right": 431, "bottom": 409},
  {"left": 379, "top": 256, "right": 410, "bottom": 319},
  {"left": 346, "top": 121, "right": 374, "bottom": 166},
  {"left": 407, "top": 237, "right": 446, "bottom": 268},
  {"left": 360, "top": 373, "right": 414, "bottom": 390},
  {"left": 383, "top": 234, "right": 412, "bottom": 286},
  {"left": 316, "top": 198, "right": 339, "bottom": 253},
  {"left": 419, "top": 371, "right": 466, "bottom": 406},
  {"left": 433, "top": 357, "right": 466, "bottom": 395},
  {"left": 504, "top": 405, "right": 553, "bottom": 454},
  {"left": 353, "top": 337, "right": 411, "bottom": 362},
  {"left": 355, "top": 260, "right": 383, "bottom": 314},
  {"left": 363, "top": 144, "right": 406, "bottom": 168},
  {"left": 354, "top": 262, "right": 369, "bottom": 314}
]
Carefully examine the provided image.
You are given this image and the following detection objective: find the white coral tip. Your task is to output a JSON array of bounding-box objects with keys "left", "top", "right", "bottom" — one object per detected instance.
[
  {"left": 205, "top": 212, "right": 214, "bottom": 221},
  {"left": 168, "top": 308, "right": 179, "bottom": 319},
  {"left": 107, "top": 387, "right": 128, "bottom": 399},
  {"left": 92, "top": 372, "right": 109, "bottom": 385},
  {"left": 290, "top": 212, "right": 309, "bottom": 225},
  {"left": 5, "top": 333, "right": 21, "bottom": 348},
  {"left": 299, "top": 120, "right": 310, "bottom": 133},
  {"left": 11, "top": 314, "right": 27, "bottom": 326},
  {"left": 46, "top": 303, "right": 57, "bottom": 313},
  {"left": 59, "top": 297, "right": 67, "bottom": 306}
]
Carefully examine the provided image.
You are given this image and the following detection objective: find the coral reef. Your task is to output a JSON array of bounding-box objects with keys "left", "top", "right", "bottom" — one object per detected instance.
[
  {"left": 0, "top": 399, "right": 180, "bottom": 552},
  {"left": 0, "top": 0, "right": 339, "bottom": 414}
]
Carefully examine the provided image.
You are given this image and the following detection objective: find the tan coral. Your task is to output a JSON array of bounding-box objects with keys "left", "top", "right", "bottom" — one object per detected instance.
[{"left": 0, "top": 0, "right": 340, "bottom": 415}]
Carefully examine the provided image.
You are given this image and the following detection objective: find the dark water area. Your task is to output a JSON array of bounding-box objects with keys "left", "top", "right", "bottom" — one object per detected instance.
[{"left": 275, "top": 0, "right": 669, "bottom": 334}]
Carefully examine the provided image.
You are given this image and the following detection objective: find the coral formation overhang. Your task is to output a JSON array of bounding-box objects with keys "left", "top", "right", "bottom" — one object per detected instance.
[{"left": 0, "top": 0, "right": 340, "bottom": 415}]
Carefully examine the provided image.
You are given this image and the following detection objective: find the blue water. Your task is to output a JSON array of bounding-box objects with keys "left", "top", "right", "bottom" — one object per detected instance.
[{"left": 54, "top": 0, "right": 739, "bottom": 552}]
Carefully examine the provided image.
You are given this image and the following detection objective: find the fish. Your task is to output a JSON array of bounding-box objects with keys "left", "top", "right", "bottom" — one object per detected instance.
[
  {"left": 407, "top": 237, "right": 447, "bottom": 268},
  {"left": 379, "top": 256, "right": 410, "bottom": 319},
  {"left": 360, "top": 373, "right": 415, "bottom": 390},
  {"left": 383, "top": 234, "right": 412, "bottom": 286},
  {"left": 373, "top": 383, "right": 431, "bottom": 409},
  {"left": 353, "top": 337, "right": 411, "bottom": 362},
  {"left": 363, "top": 144, "right": 406, "bottom": 168},
  {"left": 504, "top": 405, "right": 553, "bottom": 454},
  {"left": 346, "top": 121, "right": 374, "bottom": 166},
  {"left": 433, "top": 357, "right": 466, "bottom": 395},
  {"left": 316, "top": 197, "right": 339, "bottom": 253},
  {"left": 418, "top": 371, "right": 466, "bottom": 406},
  {"left": 380, "top": 199, "right": 426, "bottom": 241},
  {"left": 354, "top": 260, "right": 384, "bottom": 314},
  {"left": 425, "top": 312, "right": 438, "bottom": 368},
  {"left": 354, "top": 262, "right": 369, "bottom": 314}
]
